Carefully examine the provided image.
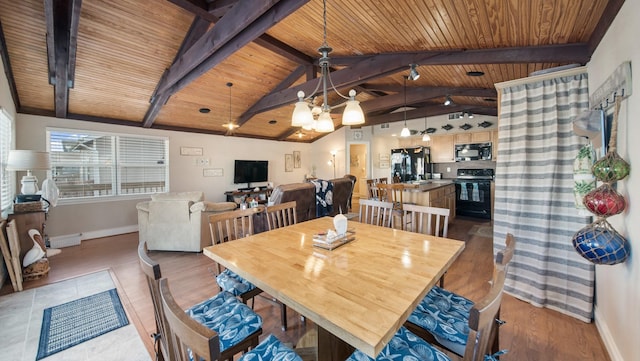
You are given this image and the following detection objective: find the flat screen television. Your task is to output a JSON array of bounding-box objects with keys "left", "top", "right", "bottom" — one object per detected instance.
[{"left": 234, "top": 160, "right": 268, "bottom": 187}]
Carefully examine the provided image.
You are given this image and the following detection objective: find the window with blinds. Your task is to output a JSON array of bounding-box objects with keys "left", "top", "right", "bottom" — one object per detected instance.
[
  {"left": 47, "top": 129, "right": 168, "bottom": 200},
  {"left": 0, "top": 108, "right": 13, "bottom": 213}
]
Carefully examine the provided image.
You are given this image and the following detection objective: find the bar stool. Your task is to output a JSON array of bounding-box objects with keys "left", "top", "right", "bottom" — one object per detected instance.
[{"left": 376, "top": 183, "right": 406, "bottom": 229}]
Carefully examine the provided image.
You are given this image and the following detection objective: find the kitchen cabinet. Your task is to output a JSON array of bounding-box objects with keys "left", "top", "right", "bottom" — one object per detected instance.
[
  {"left": 492, "top": 130, "right": 499, "bottom": 160},
  {"left": 403, "top": 183, "right": 456, "bottom": 222},
  {"left": 454, "top": 133, "right": 471, "bottom": 144},
  {"left": 430, "top": 134, "right": 454, "bottom": 163},
  {"left": 471, "top": 131, "right": 492, "bottom": 143}
]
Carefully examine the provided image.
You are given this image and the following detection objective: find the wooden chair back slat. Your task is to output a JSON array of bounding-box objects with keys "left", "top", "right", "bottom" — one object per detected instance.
[
  {"left": 265, "top": 201, "right": 297, "bottom": 230},
  {"left": 358, "top": 199, "right": 394, "bottom": 228},
  {"left": 401, "top": 204, "right": 450, "bottom": 237},
  {"left": 159, "top": 278, "right": 221, "bottom": 361}
]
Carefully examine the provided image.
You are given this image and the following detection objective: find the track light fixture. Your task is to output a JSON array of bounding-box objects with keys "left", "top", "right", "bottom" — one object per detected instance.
[
  {"left": 444, "top": 95, "right": 453, "bottom": 106},
  {"left": 408, "top": 63, "right": 420, "bottom": 81}
]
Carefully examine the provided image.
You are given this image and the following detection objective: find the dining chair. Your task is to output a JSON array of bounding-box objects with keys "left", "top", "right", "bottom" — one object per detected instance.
[
  {"left": 265, "top": 201, "right": 297, "bottom": 230},
  {"left": 401, "top": 203, "right": 450, "bottom": 238},
  {"left": 358, "top": 199, "right": 394, "bottom": 228},
  {"left": 159, "top": 278, "right": 301, "bottom": 361},
  {"left": 404, "top": 233, "right": 516, "bottom": 360},
  {"left": 366, "top": 179, "right": 379, "bottom": 200},
  {"left": 263, "top": 201, "right": 297, "bottom": 330},
  {"left": 138, "top": 241, "right": 262, "bottom": 361},
  {"left": 209, "top": 207, "right": 289, "bottom": 331}
]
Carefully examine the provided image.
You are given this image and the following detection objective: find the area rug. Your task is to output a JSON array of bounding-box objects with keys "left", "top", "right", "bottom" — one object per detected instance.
[
  {"left": 468, "top": 224, "right": 494, "bottom": 239},
  {"left": 36, "top": 288, "right": 129, "bottom": 360}
]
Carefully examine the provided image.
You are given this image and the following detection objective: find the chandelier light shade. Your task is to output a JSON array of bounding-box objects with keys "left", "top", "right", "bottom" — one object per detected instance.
[
  {"left": 290, "top": 0, "right": 365, "bottom": 131},
  {"left": 6, "top": 150, "right": 51, "bottom": 194}
]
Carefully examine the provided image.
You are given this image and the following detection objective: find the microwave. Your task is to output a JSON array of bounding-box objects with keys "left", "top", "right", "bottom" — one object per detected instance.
[{"left": 455, "top": 142, "right": 492, "bottom": 161}]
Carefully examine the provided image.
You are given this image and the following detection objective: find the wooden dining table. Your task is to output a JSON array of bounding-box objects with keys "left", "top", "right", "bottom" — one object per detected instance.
[{"left": 203, "top": 216, "right": 465, "bottom": 361}]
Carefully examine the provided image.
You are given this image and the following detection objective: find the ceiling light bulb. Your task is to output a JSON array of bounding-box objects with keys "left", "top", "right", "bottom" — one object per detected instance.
[
  {"left": 400, "top": 126, "right": 411, "bottom": 137},
  {"left": 468, "top": 113, "right": 474, "bottom": 118},
  {"left": 292, "top": 91, "right": 314, "bottom": 127},
  {"left": 315, "top": 111, "right": 335, "bottom": 132},
  {"left": 342, "top": 90, "right": 365, "bottom": 125},
  {"left": 444, "top": 96, "right": 452, "bottom": 106}
]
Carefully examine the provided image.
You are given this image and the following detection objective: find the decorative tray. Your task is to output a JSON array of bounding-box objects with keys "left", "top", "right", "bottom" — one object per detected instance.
[{"left": 312, "top": 230, "right": 356, "bottom": 250}]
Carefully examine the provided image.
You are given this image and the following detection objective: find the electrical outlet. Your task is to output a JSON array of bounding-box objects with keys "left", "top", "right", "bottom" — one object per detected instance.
[
  {"left": 195, "top": 157, "right": 210, "bottom": 166},
  {"left": 447, "top": 167, "right": 451, "bottom": 172}
]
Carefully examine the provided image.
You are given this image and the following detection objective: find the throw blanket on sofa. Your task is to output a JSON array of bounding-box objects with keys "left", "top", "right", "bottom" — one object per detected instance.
[{"left": 310, "top": 179, "right": 334, "bottom": 217}]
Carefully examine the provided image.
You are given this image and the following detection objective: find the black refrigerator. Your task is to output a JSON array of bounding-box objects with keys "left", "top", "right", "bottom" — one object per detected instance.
[{"left": 390, "top": 147, "right": 432, "bottom": 182}]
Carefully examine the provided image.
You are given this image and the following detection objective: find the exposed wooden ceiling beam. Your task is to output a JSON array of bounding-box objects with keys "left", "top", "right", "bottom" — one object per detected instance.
[
  {"left": 0, "top": 20, "right": 20, "bottom": 110},
  {"left": 365, "top": 104, "right": 497, "bottom": 127},
  {"left": 360, "top": 87, "right": 497, "bottom": 114},
  {"left": 242, "top": 43, "right": 586, "bottom": 121},
  {"left": 587, "top": 0, "right": 625, "bottom": 54},
  {"left": 44, "top": 0, "right": 82, "bottom": 118},
  {"left": 155, "top": 1, "right": 282, "bottom": 95},
  {"left": 143, "top": 0, "right": 309, "bottom": 127}
]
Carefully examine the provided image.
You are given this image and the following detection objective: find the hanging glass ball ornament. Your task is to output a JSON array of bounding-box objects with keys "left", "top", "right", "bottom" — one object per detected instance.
[
  {"left": 591, "top": 151, "right": 630, "bottom": 183},
  {"left": 572, "top": 218, "right": 630, "bottom": 265},
  {"left": 583, "top": 183, "right": 626, "bottom": 217}
]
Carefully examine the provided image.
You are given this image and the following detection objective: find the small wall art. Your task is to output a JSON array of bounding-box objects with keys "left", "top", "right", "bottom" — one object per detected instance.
[
  {"left": 293, "top": 151, "right": 301, "bottom": 168},
  {"left": 285, "top": 154, "right": 293, "bottom": 172},
  {"left": 180, "top": 146, "right": 203, "bottom": 156}
]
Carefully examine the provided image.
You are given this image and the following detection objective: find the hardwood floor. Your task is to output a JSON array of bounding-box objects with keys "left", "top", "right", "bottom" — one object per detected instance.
[{"left": 0, "top": 216, "right": 610, "bottom": 360}]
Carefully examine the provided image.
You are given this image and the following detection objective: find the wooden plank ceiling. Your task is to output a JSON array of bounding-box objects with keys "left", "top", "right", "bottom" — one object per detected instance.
[{"left": 0, "top": 0, "right": 622, "bottom": 142}]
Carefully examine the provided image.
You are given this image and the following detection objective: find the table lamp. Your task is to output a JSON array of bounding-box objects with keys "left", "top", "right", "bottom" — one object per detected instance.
[{"left": 6, "top": 150, "right": 51, "bottom": 194}]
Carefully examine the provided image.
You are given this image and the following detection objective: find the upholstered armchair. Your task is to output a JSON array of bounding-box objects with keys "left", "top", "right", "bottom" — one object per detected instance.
[{"left": 136, "top": 191, "right": 237, "bottom": 252}]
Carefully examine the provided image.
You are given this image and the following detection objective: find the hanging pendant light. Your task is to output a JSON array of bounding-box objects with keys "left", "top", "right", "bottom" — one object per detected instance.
[
  {"left": 422, "top": 117, "right": 431, "bottom": 142},
  {"left": 290, "top": 0, "right": 365, "bottom": 131},
  {"left": 222, "top": 82, "right": 239, "bottom": 135},
  {"left": 400, "top": 76, "right": 410, "bottom": 137}
]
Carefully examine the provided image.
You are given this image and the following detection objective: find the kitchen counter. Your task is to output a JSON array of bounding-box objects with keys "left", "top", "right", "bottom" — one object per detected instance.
[{"left": 400, "top": 180, "right": 454, "bottom": 192}]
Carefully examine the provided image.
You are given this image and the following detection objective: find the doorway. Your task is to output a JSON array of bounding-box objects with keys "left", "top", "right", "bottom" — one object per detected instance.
[{"left": 347, "top": 142, "right": 370, "bottom": 199}]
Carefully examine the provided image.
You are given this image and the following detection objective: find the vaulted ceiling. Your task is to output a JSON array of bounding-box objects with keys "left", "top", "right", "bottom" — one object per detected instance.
[{"left": 0, "top": 0, "right": 623, "bottom": 142}]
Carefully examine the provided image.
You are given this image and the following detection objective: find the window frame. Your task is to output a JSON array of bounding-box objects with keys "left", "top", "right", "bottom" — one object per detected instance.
[
  {"left": 47, "top": 127, "right": 170, "bottom": 205},
  {"left": 0, "top": 107, "right": 15, "bottom": 213}
]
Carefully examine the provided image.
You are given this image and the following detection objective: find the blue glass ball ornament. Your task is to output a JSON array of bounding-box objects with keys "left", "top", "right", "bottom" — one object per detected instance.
[{"left": 572, "top": 219, "right": 630, "bottom": 265}]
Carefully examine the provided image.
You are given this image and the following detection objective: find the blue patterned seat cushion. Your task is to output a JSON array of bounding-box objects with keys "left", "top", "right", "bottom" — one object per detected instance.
[
  {"left": 216, "top": 268, "right": 257, "bottom": 296},
  {"left": 187, "top": 291, "right": 263, "bottom": 352},
  {"left": 347, "top": 326, "right": 450, "bottom": 361},
  {"left": 239, "top": 334, "right": 302, "bottom": 361},
  {"left": 407, "top": 285, "right": 474, "bottom": 356}
]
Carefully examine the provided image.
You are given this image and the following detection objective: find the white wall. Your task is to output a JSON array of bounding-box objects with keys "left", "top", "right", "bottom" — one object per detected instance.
[
  {"left": 587, "top": 1, "right": 640, "bottom": 360},
  {"left": 13, "top": 114, "right": 312, "bottom": 239}
]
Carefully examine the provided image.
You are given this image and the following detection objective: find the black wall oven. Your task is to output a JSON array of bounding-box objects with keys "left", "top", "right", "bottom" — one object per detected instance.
[{"left": 454, "top": 168, "right": 493, "bottom": 219}]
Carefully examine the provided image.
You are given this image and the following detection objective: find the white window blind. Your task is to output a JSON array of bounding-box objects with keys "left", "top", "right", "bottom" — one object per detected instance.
[
  {"left": 48, "top": 129, "right": 168, "bottom": 200},
  {"left": 0, "top": 108, "right": 13, "bottom": 212}
]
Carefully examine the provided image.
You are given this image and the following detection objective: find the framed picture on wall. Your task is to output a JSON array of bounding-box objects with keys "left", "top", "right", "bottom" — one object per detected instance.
[
  {"left": 285, "top": 154, "right": 293, "bottom": 172},
  {"left": 293, "top": 151, "right": 301, "bottom": 168}
]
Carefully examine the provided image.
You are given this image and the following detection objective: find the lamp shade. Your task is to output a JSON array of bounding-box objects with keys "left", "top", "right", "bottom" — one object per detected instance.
[
  {"left": 342, "top": 99, "right": 365, "bottom": 125},
  {"left": 315, "top": 111, "right": 335, "bottom": 132},
  {"left": 6, "top": 150, "right": 51, "bottom": 171}
]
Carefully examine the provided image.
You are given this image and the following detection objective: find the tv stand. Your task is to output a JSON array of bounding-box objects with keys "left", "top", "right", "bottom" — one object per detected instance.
[{"left": 225, "top": 187, "right": 272, "bottom": 204}]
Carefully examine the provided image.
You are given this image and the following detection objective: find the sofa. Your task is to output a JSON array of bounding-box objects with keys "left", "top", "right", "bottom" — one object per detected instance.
[
  {"left": 268, "top": 175, "right": 356, "bottom": 223},
  {"left": 136, "top": 191, "right": 237, "bottom": 252}
]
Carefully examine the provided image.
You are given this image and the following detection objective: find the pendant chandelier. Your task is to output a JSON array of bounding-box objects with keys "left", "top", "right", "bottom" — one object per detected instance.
[{"left": 291, "top": 0, "right": 365, "bottom": 132}]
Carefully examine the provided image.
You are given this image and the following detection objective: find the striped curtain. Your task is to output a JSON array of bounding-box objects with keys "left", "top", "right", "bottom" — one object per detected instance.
[{"left": 494, "top": 70, "right": 594, "bottom": 322}]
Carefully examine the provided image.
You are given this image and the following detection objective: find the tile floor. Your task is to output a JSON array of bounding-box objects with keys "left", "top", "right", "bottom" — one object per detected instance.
[{"left": 0, "top": 270, "right": 150, "bottom": 361}]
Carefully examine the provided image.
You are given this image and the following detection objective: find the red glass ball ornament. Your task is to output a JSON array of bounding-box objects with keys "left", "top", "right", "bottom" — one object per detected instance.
[{"left": 583, "top": 183, "right": 626, "bottom": 217}]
